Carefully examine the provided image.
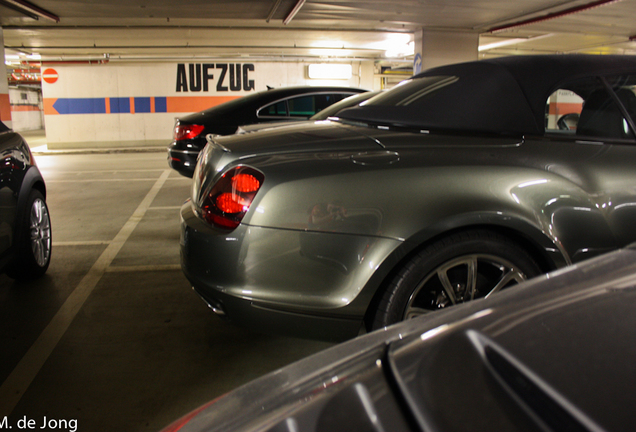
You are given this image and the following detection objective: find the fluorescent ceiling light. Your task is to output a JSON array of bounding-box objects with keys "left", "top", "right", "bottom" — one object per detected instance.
[
  {"left": 479, "top": 38, "right": 526, "bottom": 51},
  {"left": 385, "top": 41, "right": 415, "bottom": 58},
  {"left": 308, "top": 64, "right": 352, "bottom": 80},
  {"left": 479, "top": 34, "right": 554, "bottom": 51}
]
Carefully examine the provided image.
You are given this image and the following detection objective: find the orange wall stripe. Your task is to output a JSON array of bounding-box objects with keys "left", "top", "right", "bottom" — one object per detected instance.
[
  {"left": 166, "top": 96, "right": 241, "bottom": 113},
  {"left": 549, "top": 102, "right": 583, "bottom": 115},
  {"left": 43, "top": 98, "right": 59, "bottom": 115},
  {"left": 10, "top": 105, "right": 42, "bottom": 112},
  {"left": 0, "top": 94, "right": 11, "bottom": 121}
]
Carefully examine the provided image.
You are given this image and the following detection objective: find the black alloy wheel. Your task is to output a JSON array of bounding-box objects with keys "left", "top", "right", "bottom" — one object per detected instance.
[{"left": 370, "top": 230, "right": 542, "bottom": 330}]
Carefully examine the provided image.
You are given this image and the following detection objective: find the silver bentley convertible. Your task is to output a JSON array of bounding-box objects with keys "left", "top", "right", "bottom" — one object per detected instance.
[{"left": 180, "top": 55, "right": 636, "bottom": 341}]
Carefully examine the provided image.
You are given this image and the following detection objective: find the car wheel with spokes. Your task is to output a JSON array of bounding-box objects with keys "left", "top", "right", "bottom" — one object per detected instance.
[
  {"left": 370, "top": 230, "right": 542, "bottom": 330},
  {"left": 8, "top": 189, "right": 52, "bottom": 280}
]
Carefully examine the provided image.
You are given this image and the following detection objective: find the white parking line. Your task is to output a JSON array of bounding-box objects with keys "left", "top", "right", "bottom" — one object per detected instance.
[
  {"left": 148, "top": 206, "right": 182, "bottom": 211},
  {"left": 0, "top": 169, "right": 171, "bottom": 415},
  {"left": 52, "top": 240, "right": 111, "bottom": 246},
  {"left": 46, "top": 177, "right": 189, "bottom": 183},
  {"left": 105, "top": 264, "right": 181, "bottom": 273},
  {"left": 54, "top": 169, "right": 167, "bottom": 174},
  {"left": 46, "top": 178, "right": 161, "bottom": 183}
]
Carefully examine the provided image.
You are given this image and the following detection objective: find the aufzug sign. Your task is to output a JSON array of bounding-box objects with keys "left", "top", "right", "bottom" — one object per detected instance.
[{"left": 176, "top": 63, "right": 255, "bottom": 92}]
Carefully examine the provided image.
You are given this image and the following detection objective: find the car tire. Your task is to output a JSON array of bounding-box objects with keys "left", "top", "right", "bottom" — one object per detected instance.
[
  {"left": 8, "top": 189, "right": 52, "bottom": 280},
  {"left": 370, "top": 230, "right": 542, "bottom": 330}
]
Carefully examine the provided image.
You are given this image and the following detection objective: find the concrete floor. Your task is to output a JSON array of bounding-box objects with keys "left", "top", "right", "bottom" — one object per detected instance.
[{"left": 0, "top": 151, "right": 333, "bottom": 431}]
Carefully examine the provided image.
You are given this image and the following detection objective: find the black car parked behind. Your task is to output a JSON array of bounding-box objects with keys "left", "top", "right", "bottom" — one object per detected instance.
[{"left": 167, "top": 86, "right": 367, "bottom": 177}]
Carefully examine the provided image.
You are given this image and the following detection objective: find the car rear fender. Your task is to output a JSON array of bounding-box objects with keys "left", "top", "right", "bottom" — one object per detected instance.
[
  {"left": 341, "top": 213, "right": 568, "bottom": 318},
  {"left": 13, "top": 165, "right": 46, "bottom": 235},
  {"left": 396, "top": 213, "right": 570, "bottom": 272},
  {"left": 352, "top": 180, "right": 621, "bottom": 317},
  {"left": 242, "top": 158, "right": 616, "bottom": 262}
]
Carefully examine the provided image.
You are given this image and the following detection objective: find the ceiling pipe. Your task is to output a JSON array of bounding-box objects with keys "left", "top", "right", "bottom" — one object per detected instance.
[
  {"left": 283, "top": 0, "right": 306, "bottom": 25},
  {"left": 488, "top": 0, "right": 623, "bottom": 33},
  {"left": 41, "top": 59, "right": 109, "bottom": 65},
  {"left": 266, "top": 0, "right": 282, "bottom": 23},
  {"left": 0, "top": 0, "right": 59, "bottom": 22},
  {"left": 0, "top": 0, "right": 37, "bottom": 19}
]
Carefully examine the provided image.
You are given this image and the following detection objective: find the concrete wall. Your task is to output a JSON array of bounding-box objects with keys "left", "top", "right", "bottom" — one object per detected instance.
[
  {"left": 42, "top": 61, "right": 373, "bottom": 149},
  {"left": 9, "top": 88, "right": 44, "bottom": 132},
  {"left": 413, "top": 30, "right": 479, "bottom": 72},
  {"left": 0, "top": 28, "right": 11, "bottom": 129}
]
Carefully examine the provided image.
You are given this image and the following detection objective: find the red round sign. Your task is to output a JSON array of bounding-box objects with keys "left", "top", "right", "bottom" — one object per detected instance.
[{"left": 42, "top": 68, "right": 58, "bottom": 84}]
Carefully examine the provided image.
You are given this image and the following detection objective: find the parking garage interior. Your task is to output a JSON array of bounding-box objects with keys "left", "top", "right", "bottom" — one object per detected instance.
[{"left": 2, "top": 1, "right": 636, "bottom": 430}]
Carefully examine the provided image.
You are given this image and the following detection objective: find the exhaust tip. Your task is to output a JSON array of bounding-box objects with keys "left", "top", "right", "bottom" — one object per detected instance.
[{"left": 193, "top": 287, "right": 227, "bottom": 317}]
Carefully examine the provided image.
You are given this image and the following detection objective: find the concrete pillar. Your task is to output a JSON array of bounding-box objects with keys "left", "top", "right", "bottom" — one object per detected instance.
[
  {"left": 0, "top": 27, "right": 12, "bottom": 129},
  {"left": 413, "top": 29, "right": 479, "bottom": 74}
]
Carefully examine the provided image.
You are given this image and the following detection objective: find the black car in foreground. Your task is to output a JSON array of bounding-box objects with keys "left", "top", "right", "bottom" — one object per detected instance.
[
  {"left": 162, "top": 244, "right": 636, "bottom": 432},
  {"left": 0, "top": 121, "right": 51, "bottom": 279},
  {"left": 168, "top": 86, "right": 367, "bottom": 177}
]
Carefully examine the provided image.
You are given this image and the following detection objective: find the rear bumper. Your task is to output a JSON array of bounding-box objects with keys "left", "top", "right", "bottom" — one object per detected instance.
[
  {"left": 167, "top": 141, "right": 203, "bottom": 178},
  {"left": 190, "top": 283, "right": 364, "bottom": 342},
  {"left": 179, "top": 201, "right": 400, "bottom": 341},
  {"left": 167, "top": 147, "right": 198, "bottom": 178}
]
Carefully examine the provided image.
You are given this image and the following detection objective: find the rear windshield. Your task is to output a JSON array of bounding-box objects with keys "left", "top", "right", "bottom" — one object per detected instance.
[{"left": 361, "top": 76, "right": 458, "bottom": 107}]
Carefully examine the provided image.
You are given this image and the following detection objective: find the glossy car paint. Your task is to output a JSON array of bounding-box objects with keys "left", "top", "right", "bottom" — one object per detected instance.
[
  {"left": 164, "top": 245, "right": 636, "bottom": 432},
  {"left": 168, "top": 86, "right": 367, "bottom": 177},
  {"left": 181, "top": 55, "right": 636, "bottom": 341},
  {"left": 0, "top": 126, "right": 48, "bottom": 274}
]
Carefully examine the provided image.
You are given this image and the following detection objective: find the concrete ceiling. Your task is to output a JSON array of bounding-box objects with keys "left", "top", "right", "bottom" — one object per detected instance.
[{"left": 2, "top": 0, "right": 636, "bottom": 65}]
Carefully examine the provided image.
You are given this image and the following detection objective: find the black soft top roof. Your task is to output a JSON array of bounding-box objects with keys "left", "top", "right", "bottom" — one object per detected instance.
[{"left": 337, "top": 55, "right": 636, "bottom": 135}]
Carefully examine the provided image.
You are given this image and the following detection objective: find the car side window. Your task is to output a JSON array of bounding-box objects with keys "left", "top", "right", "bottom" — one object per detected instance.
[
  {"left": 259, "top": 93, "right": 355, "bottom": 119},
  {"left": 315, "top": 94, "right": 342, "bottom": 113},
  {"left": 261, "top": 100, "right": 288, "bottom": 117},
  {"left": 545, "top": 89, "right": 584, "bottom": 133},
  {"left": 546, "top": 75, "right": 636, "bottom": 140},
  {"left": 287, "top": 95, "right": 316, "bottom": 117},
  {"left": 606, "top": 74, "right": 636, "bottom": 128},
  {"left": 288, "top": 94, "right": 348, "bottom": 118}
]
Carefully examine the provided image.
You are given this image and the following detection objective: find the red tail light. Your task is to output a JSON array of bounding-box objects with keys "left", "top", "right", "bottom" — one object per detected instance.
[
  {"left": 200, "top": 166, "right": 264, "bottom": 230},
  {"left": 174, "top": 123, "right": 205, "bottom": 141}
]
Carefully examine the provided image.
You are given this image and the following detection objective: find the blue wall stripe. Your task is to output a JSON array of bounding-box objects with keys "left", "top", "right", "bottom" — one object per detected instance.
[
  {"left": 154, "top": 97, "right": 167, "bottom": 113},
  {"left": 135, "top": 97, "right": 151, "bottom": 113},
  {"left": 50, "top": 97, "right": 171, "bottom": 114},
  {"left": 110, "top": 97, "right": 130, "bottom": 114},
  {"left": 52, "top": 98, "right": 106, "bottom": 115}
]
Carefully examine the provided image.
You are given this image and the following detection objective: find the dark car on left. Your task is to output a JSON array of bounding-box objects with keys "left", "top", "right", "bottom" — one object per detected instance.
[
  {"left": 167, "top": 86, "right": 368, "bottom": 177},
  {"left": 0, "top": 121, "right": 51, "bottom": 279}
]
